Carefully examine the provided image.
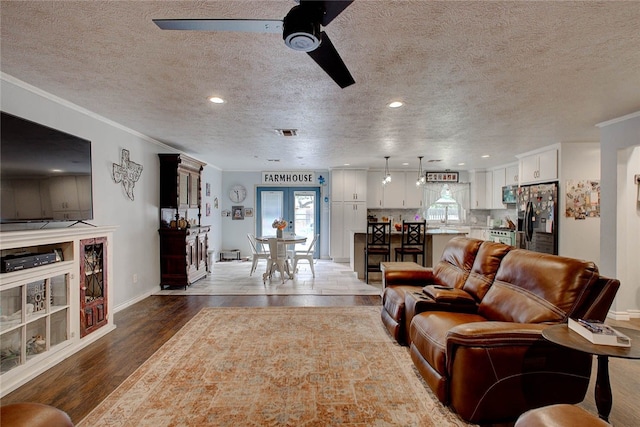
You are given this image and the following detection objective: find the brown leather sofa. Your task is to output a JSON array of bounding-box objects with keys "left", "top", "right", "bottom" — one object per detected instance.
[
  {"left": 0, "top": 402, "right": 74, "bottom": 426},
  {"left": 380, "top": 237, "right": 620, "bottom": 425}
]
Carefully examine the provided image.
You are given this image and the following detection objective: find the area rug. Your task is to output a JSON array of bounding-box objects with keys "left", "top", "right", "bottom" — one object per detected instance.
[
  {"left": 78, "top": 307, "right": 473, "bottom": 426},
  {"left": 154, "top": 260, "right": 383, "bottom": 296}
]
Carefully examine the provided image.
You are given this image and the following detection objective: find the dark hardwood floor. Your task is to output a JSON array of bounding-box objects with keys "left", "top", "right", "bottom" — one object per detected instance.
[{"left": 2, "top": 295, "right": 639, "bottom": 426}]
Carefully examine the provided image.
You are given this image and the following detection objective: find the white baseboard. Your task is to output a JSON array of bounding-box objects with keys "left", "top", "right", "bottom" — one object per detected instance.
[{"left": 114, "top": 290, "right": 154, "bottom": 313}]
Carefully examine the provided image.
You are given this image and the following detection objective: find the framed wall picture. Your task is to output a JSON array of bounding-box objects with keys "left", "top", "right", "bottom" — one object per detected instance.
[
  {"left": 232, "top": 205, "right": 244, "bottom": 220},
  {"left": 206, "top": 202, "right": 211, "bottom": 217},
  {"left": 426, "top": 171, "right": 459, "bottom": 183},
  {"left": 245, "top": 207, "right": 254, "bottom": 217}
]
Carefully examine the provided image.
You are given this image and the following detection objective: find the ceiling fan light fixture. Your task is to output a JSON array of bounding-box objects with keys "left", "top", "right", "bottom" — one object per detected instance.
[{"left": 283, "top": 5, "right": 321, "bottom": 52}]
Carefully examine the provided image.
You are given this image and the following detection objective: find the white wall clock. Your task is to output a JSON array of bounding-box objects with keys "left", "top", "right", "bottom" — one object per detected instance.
[{"left": 229, "top": 185, "right": 247, "bottom": 203}]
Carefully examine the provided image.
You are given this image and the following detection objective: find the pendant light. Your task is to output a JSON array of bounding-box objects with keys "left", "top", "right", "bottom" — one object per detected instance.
[
  {"left": 416, "top": 156, "right": 426, "bottom": 187},
  {"left": 382, "top": 156, "right": 392, "bottom": 186}
]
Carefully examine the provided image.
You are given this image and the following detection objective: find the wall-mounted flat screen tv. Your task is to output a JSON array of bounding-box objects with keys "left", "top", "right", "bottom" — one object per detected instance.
[{"left": 1, "top": 111, "right": 94, "bottom": 224}]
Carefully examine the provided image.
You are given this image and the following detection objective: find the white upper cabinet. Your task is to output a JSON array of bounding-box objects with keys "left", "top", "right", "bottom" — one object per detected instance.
[
  {"left": 382, "top": 172, "right": 405, "bottom": 208},
  {"left": 505, "top": 164, "right": 519, "bottom": 185},
  {"left": 366, "top": 171, "right": 384, "bottom": 208},
  {"left": 404, "top": 172, "right": 424, "bottom": 208},
  {"left": 331, "top": 169, "right": 367, "bottom": 202},
  {"left": 469, "top": 170, "right": 489, "bottom": 209},
  {"left": 490, "top": 168, "right": 506, "bottom": 209},
  {"left": 519, "top": 148, "right": 558, "bottom": 184},
  {"left": 366, "top": 171, "right": 424, "bottom": 209}
]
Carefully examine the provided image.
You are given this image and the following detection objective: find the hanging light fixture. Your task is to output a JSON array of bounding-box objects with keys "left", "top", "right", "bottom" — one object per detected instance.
[
  {"left": 382, "top": 156, "right": 392, "bottom": 186},
  {"left": 416, "top": 156, "right": 426, "bottom": 187}
]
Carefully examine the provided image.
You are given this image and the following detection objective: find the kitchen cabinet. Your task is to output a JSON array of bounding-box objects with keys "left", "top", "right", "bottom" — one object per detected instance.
[
  {"left": 366, "top": 171, "right": 423, "bottom": 208},
  {"left": 330, "top": 201, "right": 366, "bottom": 262},
  {"left": 382, "top": 172, "right": 405, "bottom": 208},
  {"left": 505, "top": 164, "right": 519, "bottom": 185},
  {"left": 468, "top": 228, "right": 490, "bottom": 241},
  {"left": 366, "top": 171, "right": 384, "bottom": 208},
  {"left": 331, "top": 169, "right": 367, "bottom": 202},
  {"left": 469, "top": 170, "right": 489, "bottom": 209},
  {"left": 519, "top": 148, "right": 558, "bottom": 184},
  {"left": 404, "top": 172, "right": 424, "bottom": 208},
  {"left": 490, "top": 168, "right": 506, "bottom": 209}
]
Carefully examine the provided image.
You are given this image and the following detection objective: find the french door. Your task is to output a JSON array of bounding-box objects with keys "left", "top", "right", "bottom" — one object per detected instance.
[{"left": 256, "top": 187, "right": 320, "bottom": 257}]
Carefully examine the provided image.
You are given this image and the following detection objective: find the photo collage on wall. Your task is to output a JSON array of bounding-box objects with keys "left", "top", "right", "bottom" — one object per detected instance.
[{"left": 565, "top": 180, "right": 600, "bottom": 219}]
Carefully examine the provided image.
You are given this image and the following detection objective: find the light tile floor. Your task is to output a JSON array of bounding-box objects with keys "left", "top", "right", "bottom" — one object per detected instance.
[{"left": 154, "top": 259, "right": 383, "bottom": 296}]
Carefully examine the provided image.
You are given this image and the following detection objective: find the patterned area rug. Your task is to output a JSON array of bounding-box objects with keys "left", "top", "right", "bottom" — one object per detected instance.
[{"left": 78, "top": 307, "right": 473, "bottom": 426}]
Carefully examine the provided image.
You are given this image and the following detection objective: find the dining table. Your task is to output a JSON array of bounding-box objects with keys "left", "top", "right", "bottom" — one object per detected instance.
[{"left": 255, "top": 235, "right": 307, "bottom": 280}]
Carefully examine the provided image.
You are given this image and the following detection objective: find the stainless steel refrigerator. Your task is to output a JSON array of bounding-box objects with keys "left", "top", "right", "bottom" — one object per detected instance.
[{"left": 516, "top": 182, "right": 558, "bottom": 255}]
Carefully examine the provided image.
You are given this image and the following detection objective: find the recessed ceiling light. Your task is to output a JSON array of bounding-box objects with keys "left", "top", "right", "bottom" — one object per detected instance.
[
  {"left": 481, "top": 154, "right": 490, "bottom": 158},
  {"left": 458, "top": 162, "right": 465, "bottom": 166},
  {"left": 208, "top": 96, "right": 225, "bottom": 104},
  {"left": 402, "top": 162, "right": 409, "bottom": 166},
  {"left": 388, "top": 101, "right": 403, "bottom": 108},
  {"left": 343, "top": 163, "right": 350, "bottom": 166}
]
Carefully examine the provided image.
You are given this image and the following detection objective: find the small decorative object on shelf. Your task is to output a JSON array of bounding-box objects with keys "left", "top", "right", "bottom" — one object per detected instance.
[{"left": 568, "top": 318, "right": 631, "bottom": 347}]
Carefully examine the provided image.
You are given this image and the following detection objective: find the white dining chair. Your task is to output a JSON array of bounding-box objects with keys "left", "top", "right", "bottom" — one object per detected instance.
[
  {"left": 292, "top": 234, "right": 319, "bottom": 278},
  {"left": 247, "top": 233, "right": 269, "bottom": 276},
  {"left": 263, "top": 238, "right": 289, "bottom": 284}
]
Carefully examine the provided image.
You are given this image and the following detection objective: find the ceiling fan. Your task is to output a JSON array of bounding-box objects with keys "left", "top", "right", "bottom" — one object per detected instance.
[{"left": 153, "top": 0, "right": 355, "bottom": 88}]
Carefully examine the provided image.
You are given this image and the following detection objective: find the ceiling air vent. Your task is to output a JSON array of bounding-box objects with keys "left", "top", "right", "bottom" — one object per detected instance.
[{"left": 275, "top": 129, "right": 298, "bottom": 137}]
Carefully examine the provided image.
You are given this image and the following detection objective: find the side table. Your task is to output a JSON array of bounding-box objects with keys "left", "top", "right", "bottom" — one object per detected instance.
[{"left": 542, "top": 323, "right": 640, "bottom": 422}]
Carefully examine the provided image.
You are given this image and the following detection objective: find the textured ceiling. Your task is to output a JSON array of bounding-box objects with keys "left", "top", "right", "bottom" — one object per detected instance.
[{"left": 1, "top": 1, "right": 639, "bottom": 172}]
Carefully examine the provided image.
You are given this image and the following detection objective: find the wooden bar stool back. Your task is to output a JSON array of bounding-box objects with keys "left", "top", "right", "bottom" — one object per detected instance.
[
  {"left": 364, "top": 221, "right": 391, "bottom": 283},
  {"left": 394, "top": 220, "right": 427, "bottom": 266}
]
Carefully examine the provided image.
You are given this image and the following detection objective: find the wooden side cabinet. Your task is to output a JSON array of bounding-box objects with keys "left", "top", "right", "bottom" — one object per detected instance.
[
  {"left": 80, "top": 237, "right": 108, "bottom": 338},
  {"left": 159, "top": 226, "right": 210, "bottom": 290}
]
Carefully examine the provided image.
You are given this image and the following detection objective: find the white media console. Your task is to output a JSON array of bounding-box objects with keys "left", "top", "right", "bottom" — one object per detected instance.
[{"left": 0, "top": 226, "right": 116, "bottom": 397}]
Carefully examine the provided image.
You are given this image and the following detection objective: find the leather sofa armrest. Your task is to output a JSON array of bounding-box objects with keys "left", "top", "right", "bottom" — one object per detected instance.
[
  {"left": 447, "top": 322, "right": 547, "bottom": 346},
  {"left": 422, "top": 286, "right": 476, "bottom": 305},
  {"left": 384, "top": 268, "right": 434, "bottom": 287}
]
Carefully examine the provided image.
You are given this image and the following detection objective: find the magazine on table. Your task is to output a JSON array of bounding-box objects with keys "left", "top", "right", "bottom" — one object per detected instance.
[{"left": 568, "top": 318, "right": 631, "bottom": 347}]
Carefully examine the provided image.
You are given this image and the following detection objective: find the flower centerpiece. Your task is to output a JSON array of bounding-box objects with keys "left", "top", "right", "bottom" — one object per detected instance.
[{"left": 272, "top": 218, "right": 287, "bottom": 238}]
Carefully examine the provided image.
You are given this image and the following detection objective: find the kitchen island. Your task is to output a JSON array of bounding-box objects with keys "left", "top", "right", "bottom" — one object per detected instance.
[{"left": 349, "top": 229, "right": 468, "bottom": 280}]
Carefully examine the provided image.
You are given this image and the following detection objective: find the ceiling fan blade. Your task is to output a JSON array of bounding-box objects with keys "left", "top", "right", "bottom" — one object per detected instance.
[
  {"left": 153, "top": 19, "right": 283, "bottom": 33},
  {"left": 306, "top": 32, "right": 355, "bottom": 88},
  {"left": 301, "top": 0, "right": 354, "bottom": 26}
]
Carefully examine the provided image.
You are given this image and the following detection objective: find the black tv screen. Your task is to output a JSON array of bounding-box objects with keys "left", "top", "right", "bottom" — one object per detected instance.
[{"left": 1, "top": 111, "right": 94, "bottom": 223}]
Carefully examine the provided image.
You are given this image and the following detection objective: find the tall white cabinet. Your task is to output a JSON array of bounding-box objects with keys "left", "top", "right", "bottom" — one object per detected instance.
[{"left": 330, "top": 170, "right": 368, "bottom": 262}]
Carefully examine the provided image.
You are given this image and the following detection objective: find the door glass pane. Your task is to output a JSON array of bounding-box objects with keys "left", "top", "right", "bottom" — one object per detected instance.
[
  {"left": 260, "top": 191, "right": 284, "bottom": 236},
  {"left": 293, "top": 191, "right": 316, "bottom": 251}
]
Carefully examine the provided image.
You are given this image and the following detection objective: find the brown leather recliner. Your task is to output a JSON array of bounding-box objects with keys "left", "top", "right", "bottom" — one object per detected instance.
[
  {"left": 409, "top": 249, "right": 620, "bottom": 425},
  {"left": 381, "top": 237, "right": 484, "bottom": 344}
]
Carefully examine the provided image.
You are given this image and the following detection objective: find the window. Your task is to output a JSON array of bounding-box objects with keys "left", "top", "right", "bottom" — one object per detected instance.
[{"left": 424, "top": 184, "right": 469, "bottom": 224}]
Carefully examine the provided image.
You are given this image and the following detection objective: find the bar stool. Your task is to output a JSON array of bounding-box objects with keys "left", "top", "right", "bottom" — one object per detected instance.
[
  {"left": 394, "top": 220, "right": 427, "bottom": 266},
  {"left": 364, "top": 221, "right": 391, "bottom": 283}
]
